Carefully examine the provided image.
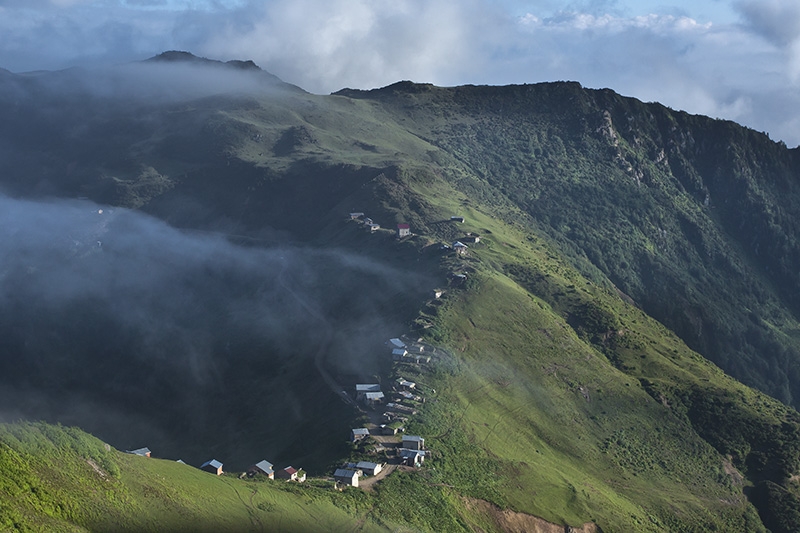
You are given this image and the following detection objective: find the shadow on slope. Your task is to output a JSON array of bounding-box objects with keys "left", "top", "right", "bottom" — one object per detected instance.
[{"left": 0, "top": 194, "right": 431, "bottom": 471}]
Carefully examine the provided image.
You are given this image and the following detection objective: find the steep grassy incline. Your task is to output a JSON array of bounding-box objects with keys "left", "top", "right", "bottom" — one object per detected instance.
[
  {"left": 337, "top": 81, "right": 800, "bottom": 410},
  {"left": 0, "top": 422, "right": 394, "bottom": 532},
  {"left": 3, "top": 60, "right": 800, "bottom": 531},
  {"left": 350, "top": 169, "right": 797, "bottom": 531}
]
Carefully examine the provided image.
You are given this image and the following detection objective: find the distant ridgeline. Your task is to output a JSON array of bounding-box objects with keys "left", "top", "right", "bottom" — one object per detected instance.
[{"left": 1, "top": 52, "right": 800, "bottom": 532}]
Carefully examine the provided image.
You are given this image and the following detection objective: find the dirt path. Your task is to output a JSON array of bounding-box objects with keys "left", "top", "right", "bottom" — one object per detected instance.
[
  {"left": 463, "top": 498, "right": 598, "bottom": 533},
  {"left": 231, "top": 485, "right": 264, "bottom": 533},
  {"left": 358, "top": 464, "right": 397, "bottom": 492},
  {"left": 85, "top": 458, "right": 107, "bottom": 480}
]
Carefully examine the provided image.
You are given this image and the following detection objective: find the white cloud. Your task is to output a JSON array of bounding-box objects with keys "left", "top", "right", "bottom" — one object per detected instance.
[
  {"left": 49, "top": 0, "right": 93, "bottom": 6},
  {"left": 0, "top": 0, "right": 799, "bottom": 145},
  {"left": 736, "top": 0, "right": 800, "bottom": 47},
  {"left": 202, "top": 0, "right": 488, "bottom": 91},
  {"left": 734, "top": 0, "right": 800, "bottom": 85}
]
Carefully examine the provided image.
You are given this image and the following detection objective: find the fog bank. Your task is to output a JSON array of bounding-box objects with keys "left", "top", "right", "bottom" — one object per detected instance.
[{"left": 0, "top": 194, "right": 429, "bottom": 469}]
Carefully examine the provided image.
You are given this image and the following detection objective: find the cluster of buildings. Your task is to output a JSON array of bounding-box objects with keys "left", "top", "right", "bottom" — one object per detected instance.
[
  {"left": 336, "top": 334, "right": 436, "bottom": 489},
  {"left": 388, "top": 337, "right": 431, "bottom": 364},
  {"left": 244, "top": 461, "right": 306, "bottom": 482},
  {"left": 125, "top": 333, "right": 435, "bottom": 492},
  {"left": 333, "top": 460, "right": 384, "bottom": 487},
  {"left": 125, "top": 447, "right": 306, "bottom": 482},
  {"left": 349, "top": 212, "right": 412, "bottom": 238},
  {"left": 335, "top": 434, "right": 428, "bottom": 488},
  {"left": 124, "top": 212, "right": 480, "bottom": 493},
  {"left": 197, "top": 457, "right": 306, "bottom": 481}
]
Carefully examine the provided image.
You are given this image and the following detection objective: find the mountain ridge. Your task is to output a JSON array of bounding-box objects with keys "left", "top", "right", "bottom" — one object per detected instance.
[{"left": 2, "top": 53, "right": 800, "bottom": 531}]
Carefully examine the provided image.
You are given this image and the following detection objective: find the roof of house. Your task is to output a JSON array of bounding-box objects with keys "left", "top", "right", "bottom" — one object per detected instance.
[
  {"left": 356, "top": 461, "right": 379, "bottom": 470},
  {"left": 364, "top": 391, "right": 385, "bottom": 400},
  {"left": 356, "top": 384, "right": 381, "bottom": 392},
  {"left": 126, "top": 447, "right": 151, "bottom": 456},
  {"left": 403, "top": 435, "right": 424, "bottom": 442},
  {"left": 398, "top": 379, "right": 415, "bottom": 387},
  {"left": 392, "top": 348, "right": 407, "bottom": 355},
  {"left": 398, "top": 448, "right": 427, "bottom": 458},
  {"left": 201, "top": 459, "right": 223, "bottom": 469},
  {"left": 397, "top": 223, "right": 410, "bottom": 229},
  {"left": 453, "top": 241, "right": 468, "bottom": 248},
  {"left": 283, "top": 466, "right": 298, "bottom": 475},
  {"left": 389, "top": 338, "right": 406, "bottom": 348},
  {"left": 253, "top": 460, "right": 274, "bottom": 473},
  {"left": 334, "top": 468, "right": 359, "bottom": 479},
  {"left": 352, "top": 427, "right": 370, "bottom": 435}
]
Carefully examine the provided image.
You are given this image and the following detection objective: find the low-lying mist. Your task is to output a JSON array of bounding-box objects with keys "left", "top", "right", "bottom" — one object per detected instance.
[{"left": 0, "top": 194, "right": 430, "bottom": 470}]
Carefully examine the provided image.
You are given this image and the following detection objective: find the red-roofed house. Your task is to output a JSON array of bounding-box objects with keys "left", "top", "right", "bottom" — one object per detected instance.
[
  {"left": 276, "top": 466, "right": 306, "bottom": 482},
  {"left": 397, "top": 223, "right": 411, "bottom": 237}
]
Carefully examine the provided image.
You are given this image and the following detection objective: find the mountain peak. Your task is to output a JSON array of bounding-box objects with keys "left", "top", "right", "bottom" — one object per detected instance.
[
  {"left": 142, "top": 51, "right": 305, "bottom": 92},
  {"left": 146, "top": 51, "right": 263, "bottom": 72}
]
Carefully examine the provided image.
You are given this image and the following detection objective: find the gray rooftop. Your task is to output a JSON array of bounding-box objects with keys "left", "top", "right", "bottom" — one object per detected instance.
[
  {"left": 253, "top": 460, "right": 274, "bottom": 473},
  {"left": 126, "top": 447, "right": 151, "bottom": 456}
]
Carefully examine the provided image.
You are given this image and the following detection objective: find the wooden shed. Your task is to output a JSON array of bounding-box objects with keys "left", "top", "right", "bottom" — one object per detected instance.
[{"left": 200, "top": 459, "right": 223, "bottom": 475}]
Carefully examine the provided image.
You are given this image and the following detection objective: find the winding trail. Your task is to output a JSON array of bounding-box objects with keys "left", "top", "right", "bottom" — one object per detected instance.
[{"left": 231, "top": 484, "right": 264, "bottom": 533}]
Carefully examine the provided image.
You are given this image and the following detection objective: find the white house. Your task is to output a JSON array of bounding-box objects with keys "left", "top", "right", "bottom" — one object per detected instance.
[
  {"left": 399, "top": 449, "right": 427, "bottom": 467},
  {"left": 362, "top": 391, "right": 385, "bottom": 405},
  {"left": 356, "top": 461, "right": 383, "bottom": 476},
  {"left": 334, "top": 468, "right": 360, "bottom": 487},
  {"left": 276, "top": 466, "right": 306, "bottom": 482},
  {"left": 397, "top": 379, "right": 416, "bottom": 390}
]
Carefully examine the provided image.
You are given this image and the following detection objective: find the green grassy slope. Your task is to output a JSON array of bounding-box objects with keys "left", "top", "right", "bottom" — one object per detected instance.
[
  {"left": 1, "top": 421, "right": 476, "bottom": 532},
  {"left": 335, "top": 81, "right": 800, "bottom": 409},
  {"left": 372, "top": 174, "right": 794, "bottom": 531},
  {"left": 2, "top": 57, "right": 800, "bottom": 531}
]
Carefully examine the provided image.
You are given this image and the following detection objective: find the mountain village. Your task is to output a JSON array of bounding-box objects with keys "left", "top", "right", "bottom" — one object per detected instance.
[
  {"left": 126, "top": 333, "right": 435, "bottom": 491},
  {"left": 122, "top": 212, "right": 479, "bottom": 492}
]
